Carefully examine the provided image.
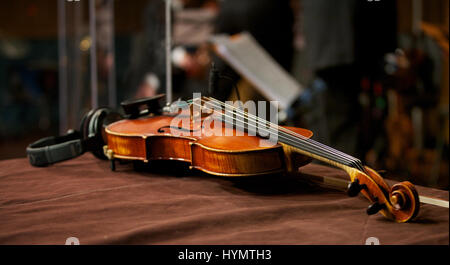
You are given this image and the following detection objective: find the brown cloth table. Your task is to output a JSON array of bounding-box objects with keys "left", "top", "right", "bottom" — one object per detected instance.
[{"left": 0, "top": 154, "right": 448, "bottom": 245}]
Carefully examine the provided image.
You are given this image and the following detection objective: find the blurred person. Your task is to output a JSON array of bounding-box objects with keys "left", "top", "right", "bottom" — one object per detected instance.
[
  {"left": 124, "top": 0, "right": 166, "bottom": 100},
  {"left": 300, "top": 0, "right": 397, "bottom": 158},
  {"left": 125, "top": 0, "right": 218, "bottom": 101},
  {"left": 125, "top": 0, "right": 295, "bottom": 106},
  {"left": 211, "top": 0, "right": 295, "bottom": 102}
]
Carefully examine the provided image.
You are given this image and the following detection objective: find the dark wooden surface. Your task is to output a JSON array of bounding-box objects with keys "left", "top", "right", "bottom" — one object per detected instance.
[{"left": 0, "top": 154, "right": 448, "bottom": 244}]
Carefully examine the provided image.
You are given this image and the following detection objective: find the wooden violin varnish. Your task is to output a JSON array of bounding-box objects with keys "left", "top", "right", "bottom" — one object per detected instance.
[{"left": 104, "top": 95, "right": 421, "bottom": 223}]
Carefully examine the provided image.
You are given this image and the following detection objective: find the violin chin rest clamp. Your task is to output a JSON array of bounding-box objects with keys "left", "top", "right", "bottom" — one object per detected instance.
[{"left": 120, "top": 94, "right": 165, "bottom": 119}]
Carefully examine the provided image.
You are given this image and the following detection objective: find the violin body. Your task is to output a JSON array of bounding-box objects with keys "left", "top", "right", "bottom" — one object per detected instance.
[
  {"left": 102, "top": 96, "right": 421, "bottom": 223},
  {"left": 105, "top": 114, "right": 313, "bottom": 177}
]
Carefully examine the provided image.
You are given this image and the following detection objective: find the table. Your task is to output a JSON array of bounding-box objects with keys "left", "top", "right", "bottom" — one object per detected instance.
[{"left": 0, "top": 154, "right": 448, "bottom": 244}]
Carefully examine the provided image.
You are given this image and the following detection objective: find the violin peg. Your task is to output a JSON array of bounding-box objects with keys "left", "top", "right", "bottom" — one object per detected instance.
[
  {"left": 347, "top": 179, "right": 366, "bottom": 197},
  {"left": 367, "top": 201, "right": 385, "bottom": 215}
]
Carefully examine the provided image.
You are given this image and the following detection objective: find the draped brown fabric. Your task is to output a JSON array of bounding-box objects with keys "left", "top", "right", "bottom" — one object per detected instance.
[{"left": 0, "top": 154, "right": 448, "bottom": 245}]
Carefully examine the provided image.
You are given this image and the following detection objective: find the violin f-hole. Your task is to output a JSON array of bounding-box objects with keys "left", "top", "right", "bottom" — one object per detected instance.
[{"left": 157, "top": 125, "right": 202, "bottom": 133}]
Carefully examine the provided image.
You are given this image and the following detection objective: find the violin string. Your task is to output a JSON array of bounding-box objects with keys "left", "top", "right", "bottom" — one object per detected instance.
[
  {"left": 187, "top": 98, "right": 364, "bottom": 171},
  {"left": 201, "top": 98, "right": 364, "bottom": 171},
  {"left": 194, "top": 100, "right": 359, "bottom": 169},
  {"left": 207, "top": 97, "right": 365, "bottom": 171},
  {"left": 205, "top": 97, "right": 364, "bottom": 170},
  {"left": 185, "top": 97, "right": 349, "bottom": 164},
  {"left": 186, "top": 97, "right": 362, "bottom": 170}
]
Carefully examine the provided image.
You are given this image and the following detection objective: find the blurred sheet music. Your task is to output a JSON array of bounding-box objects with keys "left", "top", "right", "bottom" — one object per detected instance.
[{"left": 210, "top": 32, "right": 303, "bottom": 110}]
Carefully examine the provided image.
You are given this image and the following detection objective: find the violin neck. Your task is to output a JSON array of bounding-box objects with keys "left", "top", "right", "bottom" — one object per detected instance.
[{"left": 277, "top": 135, "right": 365, "bottom": 172}]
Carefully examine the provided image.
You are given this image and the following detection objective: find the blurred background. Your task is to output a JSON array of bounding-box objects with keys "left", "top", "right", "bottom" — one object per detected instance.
[{"left": 0, "top": 0, "right": 448, "bottom": 189}]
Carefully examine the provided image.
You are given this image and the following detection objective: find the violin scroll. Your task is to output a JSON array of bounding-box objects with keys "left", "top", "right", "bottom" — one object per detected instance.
[
  {"left": 389, "top": 181, "right": 420, "bottom": 222},
  {"left": 346, "top": 166, "right": 420, "bottom": 223}
]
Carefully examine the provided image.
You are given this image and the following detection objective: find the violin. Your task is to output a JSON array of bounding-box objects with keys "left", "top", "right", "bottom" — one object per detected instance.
[{"left": 103, "top": 95, "right": 420, "bottom": 223}]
